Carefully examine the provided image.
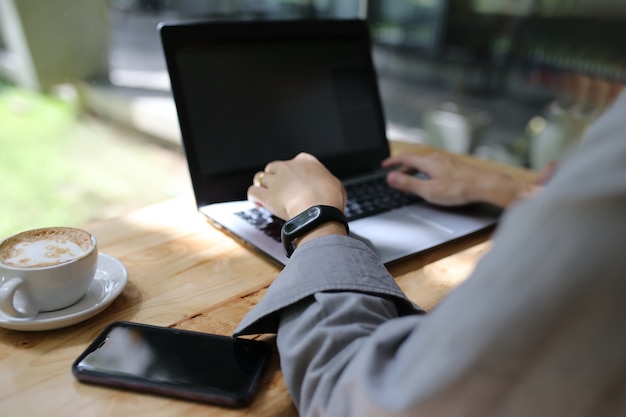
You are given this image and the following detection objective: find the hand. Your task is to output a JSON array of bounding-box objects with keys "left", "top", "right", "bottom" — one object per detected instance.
[
  {"left": 382, "top": 152, "right": 537, "bottom": 208},
  {"left": 248, "top": 153, "right": 347, "bottom": 221}
]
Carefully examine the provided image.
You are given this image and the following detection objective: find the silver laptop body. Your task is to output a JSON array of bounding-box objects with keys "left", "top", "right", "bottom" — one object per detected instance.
[{"left": 160, "top": 19, "right": 499, "bottom": 266}]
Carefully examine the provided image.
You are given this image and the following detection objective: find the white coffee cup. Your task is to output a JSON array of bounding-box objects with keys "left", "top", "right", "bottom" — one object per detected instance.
[
  {"left": 0, "top": 227, "right": 98, "bottom": 319},
  {"left": 423, "top": 103, "right": 491, "bottom": 154}
]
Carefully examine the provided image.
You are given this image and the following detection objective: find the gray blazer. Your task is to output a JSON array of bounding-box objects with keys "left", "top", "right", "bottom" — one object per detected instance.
[{"left": 235, "top": 92, "right": 626, "bottom": 417}]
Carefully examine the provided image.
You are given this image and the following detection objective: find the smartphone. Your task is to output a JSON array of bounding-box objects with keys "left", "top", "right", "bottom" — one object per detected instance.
[{"left": 72, "top": 321, "right": 272, "bottom": 407}]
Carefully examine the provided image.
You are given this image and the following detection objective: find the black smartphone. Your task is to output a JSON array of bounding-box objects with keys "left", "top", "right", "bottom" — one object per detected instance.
[{"left": 72, "top": 321, "right": 272, "bottom": 407}]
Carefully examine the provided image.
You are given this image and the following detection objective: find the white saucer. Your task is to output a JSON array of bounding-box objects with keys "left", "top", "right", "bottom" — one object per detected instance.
[{"left": 0, "top": 253, "right": 128, "bottom": 331}]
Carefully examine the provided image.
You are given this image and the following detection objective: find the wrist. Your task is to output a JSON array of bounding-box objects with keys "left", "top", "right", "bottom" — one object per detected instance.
[
  {"left": 474, "top": 172, "right": 533, "bottom": 208},
  {"left": 295, "top": 222, "right": 348, "bottom": 248},
  {"left": 281, "top": 205, "right": 349, "bottom": 257},
  {"left": 287, "top": 199, "right": 345, "bottom": 220}
]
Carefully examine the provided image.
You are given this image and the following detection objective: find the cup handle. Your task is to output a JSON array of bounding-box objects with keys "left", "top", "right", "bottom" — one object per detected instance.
[{"left": 0, "top": 277, "right": 39, "bottom": 318}]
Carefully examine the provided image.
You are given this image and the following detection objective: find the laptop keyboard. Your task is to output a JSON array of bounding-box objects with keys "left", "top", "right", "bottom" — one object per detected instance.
[
  {"left": 235, "top": 207, "right": 284, "bottom": 242},
  {"left": 235, "top": 176, "right": 420, "bottom": 242},
  {"left": 343, "top": 175, "right": 420, "bottom": 221}
]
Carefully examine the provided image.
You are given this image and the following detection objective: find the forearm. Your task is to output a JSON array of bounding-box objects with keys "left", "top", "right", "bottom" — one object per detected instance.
[
  {"left": 277, "top": 291, "right": 409, "bottom": 416},
  {"left": 275, "top": 190, "right": 626, "bottom": 417},
  {"left": 241, "top": 92, "right": 626, "bottom": 417}
]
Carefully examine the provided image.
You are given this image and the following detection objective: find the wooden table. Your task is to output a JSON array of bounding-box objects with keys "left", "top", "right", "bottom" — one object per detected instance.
[{"left": 0, "top": 143, "right": 535, "bottom": 416}]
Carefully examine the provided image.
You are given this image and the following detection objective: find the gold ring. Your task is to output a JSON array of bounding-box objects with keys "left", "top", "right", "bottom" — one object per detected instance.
[{"left": 258, "top": 172, "right": 265, "bottom": 187}]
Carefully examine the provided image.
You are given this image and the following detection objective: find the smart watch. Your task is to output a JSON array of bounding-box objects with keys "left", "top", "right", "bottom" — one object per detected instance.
[{"left": 281, "top": 205, "right": 349, "bottom": 258}]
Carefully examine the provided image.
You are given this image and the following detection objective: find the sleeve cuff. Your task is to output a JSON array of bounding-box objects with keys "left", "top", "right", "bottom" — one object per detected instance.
[{"left": 234, "top": 235, "right": 424, "bottom": 336}]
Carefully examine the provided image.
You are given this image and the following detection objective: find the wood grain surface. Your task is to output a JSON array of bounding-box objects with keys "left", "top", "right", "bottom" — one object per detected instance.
[{"left": 0, "top": 142, "right": 530, "bottom": 416}]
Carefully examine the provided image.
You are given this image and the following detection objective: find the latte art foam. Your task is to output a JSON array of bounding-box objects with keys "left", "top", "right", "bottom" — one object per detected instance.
[
  {"left": 3, "top": 239, "right": 86, "bottom": 267},
  {"left": 0, "top": 228, "right": 93, "bottom": 268}
]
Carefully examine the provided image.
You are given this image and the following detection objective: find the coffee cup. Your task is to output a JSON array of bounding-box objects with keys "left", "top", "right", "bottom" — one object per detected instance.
[
  {"left": 0, "top": 227, "right": 98, "bottom": 319},
  {"left": 423, "top": 102, "right": 491, "bottom": 154}
]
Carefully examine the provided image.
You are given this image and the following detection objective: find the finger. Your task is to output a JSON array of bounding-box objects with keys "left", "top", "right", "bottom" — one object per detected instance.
[
  {"left": 264, "top": 160, "right": 280, "bottom": 174},
  {"left": 382, "top": 153, "right": 428, "bottom": 171},
  {"left": 381, "top": 154, "right": 403, "bottom": 169},
  {"left": 294, "top": 152, "right": 317, "bottom": 162},
  {"left": 253, "top": 171, "right": 266, "bottom": 187},
  {"left": 384, "top": 152, "right": 446, "bottom": 176},
  {"left": 386, "top": 170, "right": 429, "bottom": 196},
  {"left": 537, "top": 161, "right": 557, "bottom": 185},
  {"left": 247, "top": 184, "right": 268, "bottom": 207}
]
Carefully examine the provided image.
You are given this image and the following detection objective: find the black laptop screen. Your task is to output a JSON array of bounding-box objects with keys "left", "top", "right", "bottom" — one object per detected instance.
[{"left": 161, "top": 20, "right": 389, "bottom": 205}]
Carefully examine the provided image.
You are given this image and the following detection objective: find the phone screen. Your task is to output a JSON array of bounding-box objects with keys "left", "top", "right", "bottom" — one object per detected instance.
[{"left": 72, "top": 321, "right": 271, "bottom": 407}]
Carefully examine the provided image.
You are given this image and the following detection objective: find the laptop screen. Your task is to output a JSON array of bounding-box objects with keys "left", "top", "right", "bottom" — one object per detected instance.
[{"left": 161, "top": 20, "right": 389, "bottom": 205}]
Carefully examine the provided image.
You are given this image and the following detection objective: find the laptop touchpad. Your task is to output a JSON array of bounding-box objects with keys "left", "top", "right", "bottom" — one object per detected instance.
[{"left": 349, "top": 208, "right": 454, "bottom": 261}]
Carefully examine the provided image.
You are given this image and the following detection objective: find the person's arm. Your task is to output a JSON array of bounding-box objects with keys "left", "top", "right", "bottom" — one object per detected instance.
[
  {"left": 233, "top": 234, "right": 427, "bottom": 413},
  {"left": 382, "top": 152, "right": 542, "bottom": 208},
  {"left": 274, "top": 168, "right": 626, "bottom": 416},
  {"left": 236, "top": 152, "right": 423, "bottom": 338},
  {"left": 237, "top": 92, "right": 626, "bottom": 417}
]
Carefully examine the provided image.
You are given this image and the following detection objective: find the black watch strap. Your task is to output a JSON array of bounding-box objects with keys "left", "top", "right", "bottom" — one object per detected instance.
[{"left": 281, "top": 205, "right": 349, "bottom": 258}]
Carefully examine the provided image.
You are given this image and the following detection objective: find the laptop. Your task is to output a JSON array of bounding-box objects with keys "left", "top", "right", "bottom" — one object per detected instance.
[{"left": 159, "top": 19, "right": 499, "bottom": 266}]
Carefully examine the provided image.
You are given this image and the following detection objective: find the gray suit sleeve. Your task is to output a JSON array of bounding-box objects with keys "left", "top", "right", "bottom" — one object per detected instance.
[
  {"left": 236, "top": 92, "right": 626, "bottom": 417},
  {"left": 234, "top": 235, "right": 424, "bottom": 337}
]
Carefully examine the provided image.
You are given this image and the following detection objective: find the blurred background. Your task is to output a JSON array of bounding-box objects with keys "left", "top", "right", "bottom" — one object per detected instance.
[{"left": 1, "top": 0, "right": 625, "bottom": 237}]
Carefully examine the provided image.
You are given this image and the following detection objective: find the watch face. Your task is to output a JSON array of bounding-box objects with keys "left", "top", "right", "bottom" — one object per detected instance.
[{"left": 284, "top": 206, "right": 321, "bottom": 235}]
